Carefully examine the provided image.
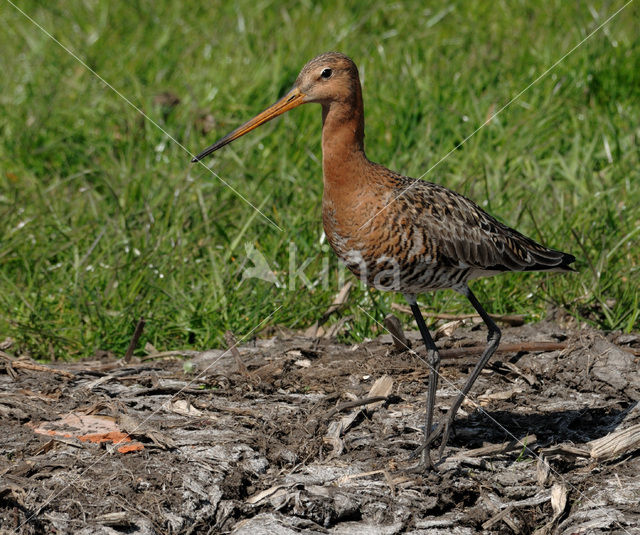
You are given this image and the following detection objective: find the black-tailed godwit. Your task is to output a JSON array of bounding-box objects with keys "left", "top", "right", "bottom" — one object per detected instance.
[{"left": 192, "top": 52, "right": 576, "bottom": 469}]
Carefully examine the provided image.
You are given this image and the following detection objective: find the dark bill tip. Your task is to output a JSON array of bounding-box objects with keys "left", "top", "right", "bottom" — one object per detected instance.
[{"left": 190, "top": 87, "right": 305, "bottom": 164}]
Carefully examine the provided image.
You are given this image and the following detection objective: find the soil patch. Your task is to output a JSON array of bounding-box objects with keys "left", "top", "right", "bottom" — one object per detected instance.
[{"left": 1, "top": 320, "right": 639, "bottom": 534}]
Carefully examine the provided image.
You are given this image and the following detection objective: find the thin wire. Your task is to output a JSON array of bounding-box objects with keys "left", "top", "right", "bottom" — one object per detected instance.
[
  {"left": 5, "top": 0, "right": 283, "bottom": 233},
  {"left": 358, "top": 304, "right": 632, "bottom": 534},
  {"left": 358, "top": 0, "right": 634, "bottom": 231},
  {"left": 14, "top": 305, "right": 282, "bottom": 531}
]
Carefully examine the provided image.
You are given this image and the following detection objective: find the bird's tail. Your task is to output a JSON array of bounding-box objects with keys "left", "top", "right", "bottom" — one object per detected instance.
[{"left": 524, "top": 249, "right": 576, "bottom": 272}]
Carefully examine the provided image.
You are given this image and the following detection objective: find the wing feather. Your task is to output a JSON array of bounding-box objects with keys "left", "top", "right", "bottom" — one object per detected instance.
[{"left": 396, "top": 178, "right": 575, "bottom": 273}]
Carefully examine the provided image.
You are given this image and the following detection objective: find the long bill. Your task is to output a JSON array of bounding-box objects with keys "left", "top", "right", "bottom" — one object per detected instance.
[{"left": 191, "top": 87, "right": 307, "bottom": 162}]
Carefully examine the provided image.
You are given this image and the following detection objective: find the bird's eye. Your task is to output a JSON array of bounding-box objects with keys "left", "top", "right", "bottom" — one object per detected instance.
[{"left": 320, "top": 68, "right": 332, "bottom": 79}]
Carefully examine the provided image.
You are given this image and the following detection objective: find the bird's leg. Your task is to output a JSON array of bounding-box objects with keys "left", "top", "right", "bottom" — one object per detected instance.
[
  {"left": 407, "top": 298, "right": 441, "bottom": 471},
  {"left": 432, "top": 286, "right": 502, "bottom": 457}
]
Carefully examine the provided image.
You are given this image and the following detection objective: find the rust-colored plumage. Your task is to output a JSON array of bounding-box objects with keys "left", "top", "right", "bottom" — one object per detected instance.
[{"left": 193, "top": 52, "right": 575, "bottom": 470}]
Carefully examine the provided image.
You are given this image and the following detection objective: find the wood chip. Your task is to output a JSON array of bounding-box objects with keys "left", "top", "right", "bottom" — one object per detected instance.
[
  {"left": 588, "top": 423, "right": 640, "bottom": 461},
  {"left": 5, "top": 361, "right": 18, "bottom": 380},
  {"left": 304, "top": 321, "right": 319, "bottom": 338},
  {"left": 366, "top": 375, "right": 393, "bottom": 412},
  {"left": 537, "top": 456, "right": 551, "bottom": 487},
  {"left": 499, "top": 361, "right": 537, "bottom": 386},
  {"left": 550, "top": 482, "right": 567, "bottom": 520},
  {"left": 305, "top": 282, "right": 355, "bottom": 338},
  {"left": 482, "top": 505, "right": 520, "bottom": 531},
  {"left": 482, "top": 493, "right": 521, "bottom": 531},
  {"left": 169, "top": 399, "right": 203, "bottom": 416},
  {"left": 483, "top": 490, "right": 552, "bottom": 530},
  {"left": 383, "top": 314, "right": 410, "bottom": 351},
  {"left": 476, "top": 386, "right": 525, "bottom": 405},
  {"left": 324, "top": 417, "right": 354, "bottom": 456},
  {"left": 368, "top": 375, "right": 393, "bottom": 397},
  {"left": 322, "top": 315, "right": 352, "bottom": 338},
  {"left": 433, "top": 319, "right": 463, "bottom": 340},
  {"left": 33, "top": 439, "right": 57, "bottom": 456},
  {"left": 324, "top": 375, "right": 394, "bottom": 456}
]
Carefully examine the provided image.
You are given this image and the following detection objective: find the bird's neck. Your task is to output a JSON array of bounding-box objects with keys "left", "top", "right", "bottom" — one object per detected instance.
[{"left": 321, "top": 92, "right": 368, "bottom": 191}]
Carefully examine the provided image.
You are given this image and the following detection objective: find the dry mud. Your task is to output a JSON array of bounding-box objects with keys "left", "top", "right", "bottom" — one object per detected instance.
[{"left": 1, "top": 320, "right": 639, "bottom": 534}]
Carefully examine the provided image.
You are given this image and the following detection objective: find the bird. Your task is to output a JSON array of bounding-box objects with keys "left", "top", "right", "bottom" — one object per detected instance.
[{"left": 192, "top": 52, "right": 576, "bottom": 470}]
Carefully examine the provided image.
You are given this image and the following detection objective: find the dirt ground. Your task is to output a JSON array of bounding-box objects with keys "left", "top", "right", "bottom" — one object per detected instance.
[{"left": 1, "top": 317, "right": 639, "bottom": 535}]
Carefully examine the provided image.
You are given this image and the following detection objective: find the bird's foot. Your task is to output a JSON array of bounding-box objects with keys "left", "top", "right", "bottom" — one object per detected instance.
[
  {"left": 409, "top": 418, "right": 453, "bottom": 463},
  {"left": 403, "top": 445, "right": 436, "bottom": 474},
  {"left": 437, "top": 419, "right": 454, "bottom": 458},
  {"left": 405, "top": 412, "right": 457, "bottom": 472},
  {"left": 404, "top": 429, "right": 443, "bottom": 473}
]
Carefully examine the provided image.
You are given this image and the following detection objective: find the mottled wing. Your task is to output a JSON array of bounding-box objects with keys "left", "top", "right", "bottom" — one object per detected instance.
[{"left": 398, "top": 178, "right": 575, "bottom": 273}]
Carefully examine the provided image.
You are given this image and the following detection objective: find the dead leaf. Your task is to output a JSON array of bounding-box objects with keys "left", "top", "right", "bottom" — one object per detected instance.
[{"left": 169, "top": 399, "right": 203, "bottom": 416}]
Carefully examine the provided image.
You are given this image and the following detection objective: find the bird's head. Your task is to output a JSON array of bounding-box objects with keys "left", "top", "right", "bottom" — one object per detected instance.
[{"left": 191, "top": 52, "right": 360, "bottom": 162}]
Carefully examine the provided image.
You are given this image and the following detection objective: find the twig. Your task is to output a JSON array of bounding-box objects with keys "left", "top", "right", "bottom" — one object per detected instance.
[
  {"left": 456, "top": 434, "right": 537, "bottom": 458},
  {"left": 306, "top": 282, "right": 355, "bottom": 337},
  {"left": 140, "top": 350, "right": 201, "bottom": 361},
  {"left": 439, "top": 342, "right": 566, "bottom": 359},
  {"left": 321, "top": 281, "right": 353, "bottom": 323},
  {"left": 619, "top": 346, "right": 640, "bottom": 356},
  {"left": 0, "top": 351, "right": 74, "bottom": 378},
  {"left": 326, "top": 396, "right": 389, "bottom": 419},
  {"left": 7, "top": 360, "right": 75, "bottom": 378},
  {"left": 391, "top": 303, "right": 525, "bottom": 326},
  {"left": 335, "top": 469, "right": 387, "bottom": 484},
  {"left": 482, "top": 490, "right": 552, "bottom": 530},
  {"left": 124, "top": 317, "right": 145, "bottom": 363},
  {"left": 541, "top": 444, "right": 590, "bottom": 459},
  {"left": 482, "top": 504, "right": 520, "bottom": 531}
]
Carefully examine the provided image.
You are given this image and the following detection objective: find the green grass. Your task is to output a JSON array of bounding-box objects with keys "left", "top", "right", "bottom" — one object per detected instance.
[{"left": 1, "top": 1, "right": 638, "bottom": 360}]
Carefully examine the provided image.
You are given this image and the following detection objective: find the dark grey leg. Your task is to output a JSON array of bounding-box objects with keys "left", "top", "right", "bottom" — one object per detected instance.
[
  {"left": 424, "top": 286, "right": 502, "bottom": 457},
  {"left": 408, "top": 300, "right": 441, "bottom": 470}
]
